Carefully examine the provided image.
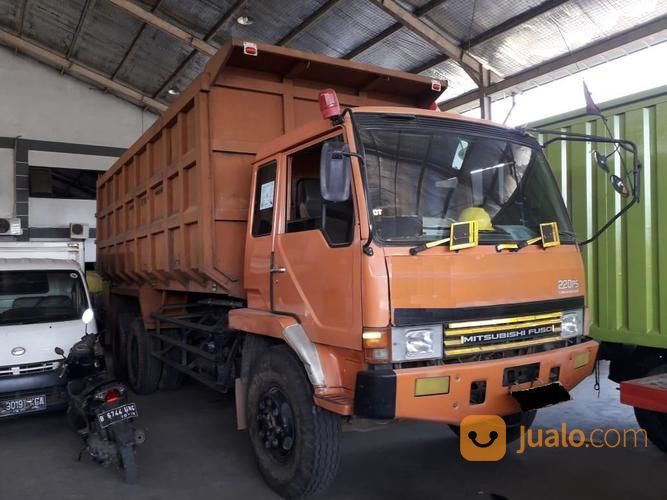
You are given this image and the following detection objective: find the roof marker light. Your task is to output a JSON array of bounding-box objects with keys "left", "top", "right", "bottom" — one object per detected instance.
[
  {"left": 318, "top": 88, "right": 341, "bottom": 123},
  {"left": 243, "top": 42, "right": 258, "bottom": 56}
]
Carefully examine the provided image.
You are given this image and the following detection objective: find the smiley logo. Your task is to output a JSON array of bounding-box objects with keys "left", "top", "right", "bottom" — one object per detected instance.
[{"left": 460, "top": 415, "right": 507, "bottom": 461}]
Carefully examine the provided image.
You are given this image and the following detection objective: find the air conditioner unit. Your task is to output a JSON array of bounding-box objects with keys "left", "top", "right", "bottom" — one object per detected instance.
[
  {"left": 69, "top": 222, "right": 89, "bottom": 240},
  {"left": 0, "top": 218, "right": 22, "bottom": 236}
]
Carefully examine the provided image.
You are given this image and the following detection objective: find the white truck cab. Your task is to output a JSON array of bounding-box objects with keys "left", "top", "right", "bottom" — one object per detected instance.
[{"left": 0, "top": 242, "right": 95, "bottom": 418}]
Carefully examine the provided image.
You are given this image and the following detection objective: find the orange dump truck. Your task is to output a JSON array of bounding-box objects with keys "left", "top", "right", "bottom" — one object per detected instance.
[{"left": 98, "top": 40, "right": 600, "bottom": 498}]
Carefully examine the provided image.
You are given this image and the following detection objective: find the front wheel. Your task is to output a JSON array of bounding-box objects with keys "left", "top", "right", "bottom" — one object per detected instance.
[
  {"left": 633, "top": 365, "right": 667, "bottom": 453},
  {"left": 118, "top": 444, "right": 139, "bottom": 484},
  {"left": 247, "top": 345, "right": 341, "bottom": 499}
]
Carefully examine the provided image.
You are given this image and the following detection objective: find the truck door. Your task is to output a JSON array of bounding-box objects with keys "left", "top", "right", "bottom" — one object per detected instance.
[{"left": 272, "top": 134, "right": 362, "bottom": 350}]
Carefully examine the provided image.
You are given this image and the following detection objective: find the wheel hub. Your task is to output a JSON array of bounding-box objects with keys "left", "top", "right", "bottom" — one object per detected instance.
[{"left": 256, "top": 386, "right": 295, "bottom": 460}]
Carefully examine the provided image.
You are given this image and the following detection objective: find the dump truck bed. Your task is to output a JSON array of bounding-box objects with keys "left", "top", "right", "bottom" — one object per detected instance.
[{"left": 96, "top": 39, "right": 444, "bottom": 298}]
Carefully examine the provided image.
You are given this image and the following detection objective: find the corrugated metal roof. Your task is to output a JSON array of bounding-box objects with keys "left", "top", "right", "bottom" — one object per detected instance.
[{"left": 0, "top": 0, "right": 664, "bottom": 110}]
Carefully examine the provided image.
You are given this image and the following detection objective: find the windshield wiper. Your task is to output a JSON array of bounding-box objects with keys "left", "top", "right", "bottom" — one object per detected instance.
[
  {"left": 495, "top": 229, "right": 576, "bottom": 252},
  {"left": 409, "top": 235, "right": 450, "bottom": 255}
]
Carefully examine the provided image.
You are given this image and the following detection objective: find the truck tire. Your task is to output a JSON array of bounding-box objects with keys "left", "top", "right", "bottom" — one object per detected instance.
[
  {"left": 112, "top": 313, "right": 132, "bottom": 380},
  {"left": 126, "top": 318, "right": 162, "bottom": 395},
  {"left": 633, "top": 365, "right": 667, "bottom": 453},
  {"left": 449, "top": 411, "right": 536, "bottom": 444},
  {"left": 159, "top": 329, "right": 184, "bottom": 391},
  {"left": 246, "top": 345, "right": 341, "bottom": 499}
]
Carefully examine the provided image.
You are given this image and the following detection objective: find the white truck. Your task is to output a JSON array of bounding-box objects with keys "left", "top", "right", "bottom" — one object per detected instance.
[{"left": 0, "top": 242, "right": 96, "bottom": 418}]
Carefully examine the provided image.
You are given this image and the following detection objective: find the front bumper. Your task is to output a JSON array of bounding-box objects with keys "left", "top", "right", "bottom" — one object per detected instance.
[
  {"left": 0, "top": 370, "right": 69, "bottom": 414},
  {"left": 354, "top": 340, "right": 598, "bottom": 424}
]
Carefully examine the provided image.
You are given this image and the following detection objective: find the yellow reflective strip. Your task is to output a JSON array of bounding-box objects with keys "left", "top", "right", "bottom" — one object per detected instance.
[
  {"left": 445, "top": 318, "right": 561, "bottom": 337},
  {"left": 448, "top": 312, "right": 562, "bottom": 329},
  {"left": 445, "top": 336, "right": 562, "bottom": 356},
  {"left": 496, "top": 243, "right": 519, "bottom": 251},
  {"left": 425, "top": 237, "right": 450, "bottom": 249},
  {"left": 415, "top": 376, "right": 450, "bottom": 396},
  {"left": 573, "top": 351, "right": 590, "bottom": 369},
  {"left": 526, "top": 236, "right": 542, "bottom": 245}
]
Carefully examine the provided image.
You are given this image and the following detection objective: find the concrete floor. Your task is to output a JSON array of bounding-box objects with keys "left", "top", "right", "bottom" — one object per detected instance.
[{"left": 1, "top": 362, "right": 665, "bottom": 500}]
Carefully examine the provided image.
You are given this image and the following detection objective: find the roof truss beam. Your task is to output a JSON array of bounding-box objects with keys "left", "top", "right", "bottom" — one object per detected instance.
[
  {"left": 16, "top": 0, "right": 30, "bottom": 36},
  {"left": 370, "top": 0, "right": 500, "bottom": 85},
  {"left": 409, "top": 0, "right": 570, "bottom": 74},
  {"left": 0, "top": 29, "right": 167, "bottom": 112},
  {"left": 277, "top": 0, "right": 342, "bottom": 46},
  {"left": 151, "top": 0, "right": 248, "bottom": 98},
  {"left": 343, "top": 0, "right": 447, "bottom": 60},
  {"left": 107, "top": 0, "right": 216, "bottom": 56},
  {"left": 111, "top": 0, "right": 164, "bottom": 79},
  {"left": 439, "top": 15, "right": 667, "bottom": 111},
  {"left": 66, "top": 0, "right": 94, "bottom": 58}
]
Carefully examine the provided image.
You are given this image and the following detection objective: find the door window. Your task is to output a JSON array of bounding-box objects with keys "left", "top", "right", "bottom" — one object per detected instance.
[
  {"left": 285, "top": 139, "right": 354, "bottom": 247},
  {"left": 251, "top": 162, "right": 277, "bottom": 237}
]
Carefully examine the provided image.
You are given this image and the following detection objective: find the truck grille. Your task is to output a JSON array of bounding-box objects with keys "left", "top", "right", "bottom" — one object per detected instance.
[
  {"left": 0, "top": 361, "right": 60, "bottom": 378},
  {"left": 444, "top": 312, "right": 563, "bottom": 359}
]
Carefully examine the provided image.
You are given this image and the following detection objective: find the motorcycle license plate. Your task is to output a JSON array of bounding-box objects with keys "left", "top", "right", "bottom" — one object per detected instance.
[
  {"left": 0, "top": 394, "right": 47, "bottom": 417},
  {"left": 97, "top": 403, "right": 138, "bottom": 428}
]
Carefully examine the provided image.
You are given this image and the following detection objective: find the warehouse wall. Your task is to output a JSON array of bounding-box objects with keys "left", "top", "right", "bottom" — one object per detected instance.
[
  {"left": 0, "top": 46, "right": 158, "bottom": 261},
  {"left": 533, "top": 85, "right": 667, "bottom": 350}
]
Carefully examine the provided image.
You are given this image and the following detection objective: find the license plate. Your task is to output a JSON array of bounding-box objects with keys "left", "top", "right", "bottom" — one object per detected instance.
[
  {"left": 97, "top": 403, "right": 138, "bottom": 428},
  {"left": 0, "top": 394, "right": 47, "bottom": 417}
]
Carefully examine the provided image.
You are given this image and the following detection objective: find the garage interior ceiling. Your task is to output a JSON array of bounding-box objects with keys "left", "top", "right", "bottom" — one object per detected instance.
[{"left": 0, "top": 0, "right": 665, "bottom": 114}]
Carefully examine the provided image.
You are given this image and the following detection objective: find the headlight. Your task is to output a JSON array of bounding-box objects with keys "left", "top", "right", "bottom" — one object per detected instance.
[
  {"left": 391, "top": 324, "right": 443, "bottom": 362},
  {"left": 560, "top": 309, "right": 584, "bottom": 338}
]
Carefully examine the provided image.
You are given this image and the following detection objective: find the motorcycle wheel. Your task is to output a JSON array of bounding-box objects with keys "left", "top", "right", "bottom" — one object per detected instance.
[{"left": 119, "top": 444, "right": 139, "bottom": 484}]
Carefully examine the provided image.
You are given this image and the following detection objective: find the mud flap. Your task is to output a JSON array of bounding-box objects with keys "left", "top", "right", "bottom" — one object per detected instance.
[{"left": 511, "top": 382, "right": 571, "bottom": 412}]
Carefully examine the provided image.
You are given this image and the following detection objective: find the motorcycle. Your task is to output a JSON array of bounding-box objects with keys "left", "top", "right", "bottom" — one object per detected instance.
[{"left": 55, "top": 309, "right": 145, "bottom": 483}]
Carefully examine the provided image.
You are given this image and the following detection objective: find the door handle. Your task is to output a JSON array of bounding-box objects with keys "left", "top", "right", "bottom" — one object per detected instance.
[{"left": 270, "top": 267, "right": 287, "bottom": 274}]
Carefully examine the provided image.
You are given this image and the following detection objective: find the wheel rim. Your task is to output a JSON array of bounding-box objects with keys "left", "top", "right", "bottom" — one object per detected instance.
[{"left": 256, "top": 386, "right": 296, "bottom": 461}]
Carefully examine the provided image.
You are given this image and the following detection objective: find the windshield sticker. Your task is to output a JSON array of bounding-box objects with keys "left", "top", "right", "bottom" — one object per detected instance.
[
  {"left": 70, "top": 273, "right": 78, "bottom": 279},
  {"left": 452, "top": 139, "right": 469, "bottom": 170},
  {"left": 259, "top": 181, "right": 275, "bottom": 210}
]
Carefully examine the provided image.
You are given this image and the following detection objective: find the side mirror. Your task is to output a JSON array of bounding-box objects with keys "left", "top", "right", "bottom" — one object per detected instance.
[
  {"left": 82, "top": 308, "right": 94, "bottom": 325},
  {"left": 54, "top": 347, "right": 65, "bottom": 356},
  {"left": 610, "top": 175, "right": 630, "bottom": 198},
  {"left": 320, "top": 142, "right": 351, "bottom": 202},
  {"left": 593, "top": 151, "right": 609, "bottom": 173}
]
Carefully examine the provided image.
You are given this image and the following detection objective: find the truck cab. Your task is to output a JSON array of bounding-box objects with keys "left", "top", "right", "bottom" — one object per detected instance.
[
  {"left": 0, "top": 242, "right": 95, "bottom": 418},
  {"left": 240, "top": 104, "right": 598, "bottom": 423}
]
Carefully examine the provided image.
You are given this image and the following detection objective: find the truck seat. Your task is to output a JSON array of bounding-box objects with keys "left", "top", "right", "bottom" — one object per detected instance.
[{"left": 296, "top": 179, "right": 322, "bottom": 219}]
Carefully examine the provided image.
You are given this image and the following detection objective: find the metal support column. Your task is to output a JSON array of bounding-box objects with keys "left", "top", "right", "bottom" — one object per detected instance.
[{"left": 479, "top": 66, "right": 492, "bottom": 121}]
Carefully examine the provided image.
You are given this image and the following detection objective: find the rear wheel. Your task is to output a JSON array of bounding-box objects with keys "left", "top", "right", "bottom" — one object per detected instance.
[
  {"left": 633, "top": 365, "right": 667, "bottom": 453},
  {"left": 247, "top": 345, "right": 341, "bottom": 499},
  {"left": 126, "top": 318, "right": 162, "bottom": 395},
  {"left": 119, "top": 444, "right": 139, "bottom": 484},
  {"left": 112, "top": 313, "right": 132, "bottom": 380}
]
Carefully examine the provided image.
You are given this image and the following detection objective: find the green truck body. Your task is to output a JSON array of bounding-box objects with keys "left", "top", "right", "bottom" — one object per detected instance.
[{"left": 532, "top": 85, "right": 667, "bottom": 351}]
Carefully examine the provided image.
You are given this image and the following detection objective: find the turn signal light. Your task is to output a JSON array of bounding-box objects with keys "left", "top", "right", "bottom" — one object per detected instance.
[
  {"left": 105, "top": 389, "right": 122, "bottom": 404},
  {"left": 362, "top": 329, "right": 390, "bottom": 364}
]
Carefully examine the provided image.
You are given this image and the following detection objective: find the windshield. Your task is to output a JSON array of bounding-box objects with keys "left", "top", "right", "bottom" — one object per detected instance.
[
  {"left": 355, "top": 114, "right": 574, "bottom": 244},
  {"left": 0, "top": 270, "right": 88, "bottom": 325}
]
